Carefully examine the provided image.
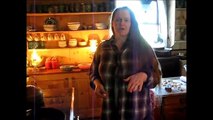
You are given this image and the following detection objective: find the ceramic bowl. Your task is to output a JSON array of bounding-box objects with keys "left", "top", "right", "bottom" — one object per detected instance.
[
  {"left": 95, "top": 23, "right": 107, "bottom": 29},
  {"left": 68, "top": 39, "right": 78, "bottom": 47},
  {"left": 67, "top": 22, "right": 80, "bottom": 30},
  {"left": 43, "top": 24, "right": 56, "bottom": 31},
  {"left": 78, "top": 41, "right": 87, "bottom": 46}
]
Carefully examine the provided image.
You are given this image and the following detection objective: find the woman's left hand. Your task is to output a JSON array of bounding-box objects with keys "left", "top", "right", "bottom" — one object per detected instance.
[{"left": 124, "top": 72, "right": 147, "bottom": 93}]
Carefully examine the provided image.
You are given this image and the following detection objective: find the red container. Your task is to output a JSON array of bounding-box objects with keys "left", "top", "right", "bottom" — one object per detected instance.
[
  {"left": 45, "top": 57, "right": 52, "bottom": 69},
  {"left": 51, "top": 57, "right": 59, "bottom": 69}
]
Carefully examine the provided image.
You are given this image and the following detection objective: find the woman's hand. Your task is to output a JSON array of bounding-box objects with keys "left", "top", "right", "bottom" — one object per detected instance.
[
  {"left": 94, "top": 80, "right": 108, "bottom": 98},
  {"left": 124, "top": 72, "right": 147, "bottom": 93}
]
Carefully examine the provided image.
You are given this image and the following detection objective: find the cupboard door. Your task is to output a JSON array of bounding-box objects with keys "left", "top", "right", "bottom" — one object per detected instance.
[
  {"left": 35, "top": 79, "right": 68, "bottom": 89},
  {"left": 162, "top": 105, "right": 186, "bottom": 120},
  {"left": 88, "top": 89, "right": 103, "bottom": 118},
  {"left": 71, "top": 73, "right": 91, "bottom": 118},
  {"left": 76, "top": 78, "right": 90, "bottom": 110},
  {"left": 27, "top": 74, "right": 73, "bottom": 120},
  {"left": 70, "top": 72, "right": 102, "bottom": 119},
  {"left": 161, "top": 94, "right": 186, "bottom": 120},
  {"left": 42, "top": 89, "right": 71, "bottom": 117}
]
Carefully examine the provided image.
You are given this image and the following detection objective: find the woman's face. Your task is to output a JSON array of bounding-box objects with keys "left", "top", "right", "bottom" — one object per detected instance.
[{"left": 112, "top": 9, "right": 131, "bottom": 37}]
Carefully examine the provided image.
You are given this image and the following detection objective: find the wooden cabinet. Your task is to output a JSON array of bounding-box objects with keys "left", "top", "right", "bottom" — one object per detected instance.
[
  {"left": 27, "top": 73, "right": 73, "bottom": 120},
  {"left": 173, "top": 0, "right": 186, "bottom": 50},
  {"left": 152, "top": 77, "right": 187, "bottom": 120},
  {"left": 153, "top": 94, "right": 186, "bottom": 120},
  {"left": 68, "top": 72, "right": 102, "bottom": 119},
  {"left": 27, "top": 72, "right": 103, "bottom": 119},
  {"left": 175, "top": 8, "right": 186, "bottom": 41},
  {"left": 160, "top": 94, "right": 186, "bottom": 120}
]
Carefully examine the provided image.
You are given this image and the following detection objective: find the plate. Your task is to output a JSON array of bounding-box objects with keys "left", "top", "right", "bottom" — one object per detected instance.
[
  {"left": 60, "top": 65, "right": 74, "bottom": 72},
  {"left": 78, "top": 63, "right": 91, "bottom": 70},
  {"left": 44, "top": 17, "right": 57, "bottom": 25}
]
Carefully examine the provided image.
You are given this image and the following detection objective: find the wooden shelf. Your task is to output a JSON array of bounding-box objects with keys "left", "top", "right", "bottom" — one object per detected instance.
[
  {"left": 27, "top": 12, "right": 112, "bottom": 16},
  {"left": 28, "top": 45, "right": 90, "bottom": 50},
  {"left": 27, "top": 29, "right": 109, "bottom": 34}
]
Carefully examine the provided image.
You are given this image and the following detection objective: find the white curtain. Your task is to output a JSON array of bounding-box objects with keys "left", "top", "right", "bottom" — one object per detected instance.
[
  {"left": 156, "top": 0, "right": 168, "bottom": 47},
  {"left": 165, "top": 0, "right": 176, "bottom": 47}
]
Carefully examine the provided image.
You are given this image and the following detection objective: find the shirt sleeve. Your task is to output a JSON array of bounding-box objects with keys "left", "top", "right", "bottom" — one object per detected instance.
[
  {"left": 89, "top": 45, "right": 102, "bottom": 90},
  {"left": 143, "top": 49, "right": 162, "bottom": 89}
]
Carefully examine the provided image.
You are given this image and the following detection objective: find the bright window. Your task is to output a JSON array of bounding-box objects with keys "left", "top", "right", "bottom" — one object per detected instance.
[{"left": 115, "top": 0, "right": 167, "bottom": 48}]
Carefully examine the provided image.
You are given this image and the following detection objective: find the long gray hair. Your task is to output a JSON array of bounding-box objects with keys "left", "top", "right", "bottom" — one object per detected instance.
[{"left": 110, "top": 6, "right": 153, "bottom": 58}]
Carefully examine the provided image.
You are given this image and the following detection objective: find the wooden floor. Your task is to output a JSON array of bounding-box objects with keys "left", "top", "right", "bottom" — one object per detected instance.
[{"left": 80, "top": 117, "right": 101, "bottom": 120}]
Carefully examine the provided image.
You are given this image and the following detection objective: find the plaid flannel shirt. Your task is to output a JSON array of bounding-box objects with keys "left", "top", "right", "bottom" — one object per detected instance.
[{"left": 89, "top": 36, "right": 161, "bottom": 120}]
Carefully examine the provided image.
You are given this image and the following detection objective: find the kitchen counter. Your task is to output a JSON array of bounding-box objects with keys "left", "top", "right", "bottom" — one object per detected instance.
[
  {"left": 27, "top": 67, "right": 89, "bottom": 76},
  {"left": 27, "top": 67, "right": 102, "bottom": 120},
  {"left": 151, "top": 76, "right": 186, "bottom": 96},
  {"left": 151, "top": 76, "right": 186, "bottom": 107}
]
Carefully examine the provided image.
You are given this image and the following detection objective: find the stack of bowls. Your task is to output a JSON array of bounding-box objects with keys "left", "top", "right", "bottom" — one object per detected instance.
[
  {"left": 95, "top": 23, "right": 107, "bottom": 30},
  {"left": 43, "top": 24, "right": 57, "bottom": 31},
  {"left": 58, "top": 40, "right": 67, "bottom": 48},
  {"left": 67, "top": 22, "right": 81, "bottom": 31},
  {"left": 43, "top": 17, "right": 57, "bottom": 31}
]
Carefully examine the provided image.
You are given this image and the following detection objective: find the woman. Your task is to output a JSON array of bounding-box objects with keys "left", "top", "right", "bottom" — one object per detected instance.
[{"left": 89, "top": 6, "right": 161, "bottom": 120}]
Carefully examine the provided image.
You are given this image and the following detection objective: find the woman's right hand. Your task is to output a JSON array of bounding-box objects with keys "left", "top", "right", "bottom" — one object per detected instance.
[{"left": 94, "top": 80, "right": 108, "bottom": 98}]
